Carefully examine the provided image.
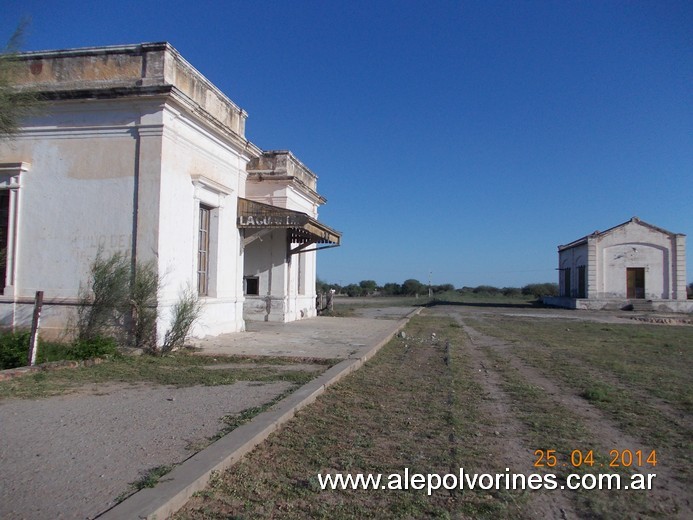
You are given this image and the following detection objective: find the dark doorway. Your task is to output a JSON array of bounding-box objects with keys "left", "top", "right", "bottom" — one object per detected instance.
[
  {"left": 577, "top": 266, "right": 586, "bottom": 298},
  {"left": 563, "top": 268, "right": 571, "bottom": 297},
  {"left": 626, "top": 268, "right": 645, "bottom": 299}
]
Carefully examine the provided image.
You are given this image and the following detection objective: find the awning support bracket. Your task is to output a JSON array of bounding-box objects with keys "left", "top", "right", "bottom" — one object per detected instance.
[
  {"left": 289, "top": 244, "right": 341, "bottom": 255},
  {"left": 243, "top": 229, "right": 273, "bottom": 248}
]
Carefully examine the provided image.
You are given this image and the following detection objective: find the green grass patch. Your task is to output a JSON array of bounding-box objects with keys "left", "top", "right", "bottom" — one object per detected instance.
[
  {"left": 117, "top": 464, "right": 175, "bottom": 503},
  {"left": 0, "top": 331, "right": 120, "bottom": 370},
  {"left": 581, "top": 383, "right": 615, "bottom": 403},
  {"left": 0, "top": 352, "right": 333, "bottom": 401},
  {"left": 467, "top": 315, "right": 692, "bottom": 496}
]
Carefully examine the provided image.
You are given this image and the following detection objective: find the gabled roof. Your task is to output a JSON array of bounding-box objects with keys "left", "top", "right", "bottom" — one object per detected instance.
[{"left": 558, "top": 217, "right": 684, "bottom": 251}]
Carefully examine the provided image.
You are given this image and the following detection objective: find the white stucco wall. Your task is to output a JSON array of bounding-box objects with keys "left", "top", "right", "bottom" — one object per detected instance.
[
  {"left": 1, "top": 43, "right": 335, "bottom": 343},
  {"left": 243, "top": 229, "right": 288, "bottom": 322},
  {"left": 600, "top": 244, "right": 667, "bottom": 299},
  {"left": 0, "top": 99, "right": 148, "bottom": 336},
  {"left": 156, "top": 103, "right": 247, "bottom": 338},
  {"left": 243, "top": 165, "right": 323, "bottom": 323},
  {"left": 557, "top": 219, "right": 687, "bottom": 305},
  {"left": 595, "top": 222, "right": 678, "bottom": 300}
]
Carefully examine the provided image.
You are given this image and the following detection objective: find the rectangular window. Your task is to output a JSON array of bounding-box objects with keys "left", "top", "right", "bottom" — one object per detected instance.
[
  {"left": 197, "top": 205, "right": 211, "bottom": 296},
  {"left": 0, "top": 191, "right": 9, "bottom": 294},
  {"left": 245, "top": 276, "right": 259, "bottom": 295}
]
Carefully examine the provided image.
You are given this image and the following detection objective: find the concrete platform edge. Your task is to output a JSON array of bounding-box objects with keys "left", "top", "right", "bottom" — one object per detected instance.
[{"left": 96, "top": 308, "right": 422, "bottom": 520}]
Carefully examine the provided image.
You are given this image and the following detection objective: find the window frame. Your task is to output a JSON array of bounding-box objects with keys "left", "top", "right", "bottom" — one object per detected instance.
[
  {"left": 0, "top": 162, "right": 29, "bottom": 296},
  {"left": 244, "top": 276, "right": 260, "bottom": 296},
  {"left": 197, "top": 204, "right": 212, "bottom": 296}
]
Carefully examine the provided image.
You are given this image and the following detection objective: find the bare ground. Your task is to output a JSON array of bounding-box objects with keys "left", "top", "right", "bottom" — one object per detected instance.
[{"left": 0, "top": 381, "right": 292, "bottom": 520}]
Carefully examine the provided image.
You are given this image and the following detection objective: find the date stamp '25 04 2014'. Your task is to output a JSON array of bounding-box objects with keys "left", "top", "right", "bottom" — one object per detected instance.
[{"left": 534, "top": 449, "right": 657, "bottom": 469}]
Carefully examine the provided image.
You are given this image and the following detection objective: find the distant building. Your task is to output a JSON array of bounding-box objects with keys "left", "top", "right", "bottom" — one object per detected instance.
[
  {"left": 545, "top": 217, "right": 691, "bottom": 312},
  {"left": 0, "top": 43, "right": 340, "bottom": 342}
]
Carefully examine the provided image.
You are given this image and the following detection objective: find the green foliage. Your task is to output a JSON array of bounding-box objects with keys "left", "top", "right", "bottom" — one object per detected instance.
[
  {"left": 77, "top": 251, "right": 161, "bottom": 351},
  {"left": 0, "top": 332, "right": 118, "bottom": 370},
  {"left": 581, "top": 384, "right": 613, "bottom": 403},
  {"left": 316, "top": 278, "right": 342, "bottom": 295},
  {"left": 0, "top": 330, "right": 30, "bottom": 369},
  {"left": 120, "top": 464, "right": 174, "bottom": 501},
  {"left": 432, "top": 283, "right": 454, "bottom": 293},
  {"left": 502, "top": 287, "right": 522, "bottom": 297},
  {"left": 162, "top": 286, "right": 203, "bottom": 353},
  {"left": 131, "top": 260, "right": 160, "bottom": 350},
  {"left": 521, "top": 283, "right": 559, "bottom": 298},
  {"left": 344, "top": 283, "right": 364, "bottom": 297},
  {"left": 380, "top": 282, "right": 402, "bottom": 296},
  {"left": 358, "top": 280, "right": 377, "bottom": 294},
  {"left": 315, "top": 278, "right": 330, "bottom": 294},
  {"left": 318, "top": 278, "right": 560, "bottom": 300},
  {"left": 77, "top": 250, "right": 131, "bottom": 342},
  {"left": 68, "top": 336, "right": 119, "bottom": 360},
  {"left": 401, "top": 278, "right": 425, "bottom": 296},
  {"left": 0, "top": 19, "right": 42, "bottom": 138},
  {"left": 473, "top": 285, "right": 500, "bottom": 295}
]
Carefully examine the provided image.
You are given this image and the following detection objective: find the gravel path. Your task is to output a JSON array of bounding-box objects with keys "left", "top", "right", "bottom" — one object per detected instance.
[{"left": 0, "top": 381, "right": 291, "bottom": 520}]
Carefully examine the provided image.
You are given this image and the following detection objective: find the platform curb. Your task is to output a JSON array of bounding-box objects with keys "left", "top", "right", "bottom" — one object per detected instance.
[{"left": 97, "top": 307, "right": 422, "bottom": 519}]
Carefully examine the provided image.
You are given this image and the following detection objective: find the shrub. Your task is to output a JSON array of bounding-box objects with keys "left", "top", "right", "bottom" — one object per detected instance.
[
  {"left": 473, "top": 285, "right": 500, "bottom": 295},
  {"left": 0, "top": 330, "right": 30, "bottom": 369},
  {"left": 522, "top": 283, "right": 559, "bottom": 298},
  {"left": 76, "top": 251, "right": 160, "bottom": 350},
  {"left": 380, "top": 283, "right": 402, "bottom": 296},
  {"left": 433, "top": 284, "right": 455, "bottom": 294},
  {"left": 161, "top": 287, "right": 203, "bottom": 353},
  {"left": 35, "top": 340, "right": 76, "bottom": 364},
  {"left": 77, "top": 250, "right": 130, "bottom": 341},
  {"left": 69, "top": 336, "right": 119, "bottom": 360},
  {"left": 344, "top": 284, "right": 365, "bottom": 297},
  {"left": 131, "top": 260, "right": 160, "bottom": 350},
  {"left": 401, "top": 279, "right": 425, "bottom": 296}
]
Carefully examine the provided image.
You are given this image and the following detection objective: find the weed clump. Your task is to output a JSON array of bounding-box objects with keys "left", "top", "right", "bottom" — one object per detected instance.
[
  {"left": 0, "top": 331, "right": 31, "bottom": 369},
  {"left": 161, "top": 286, "right": 203, "bottom": 354},
  {"left": 581, "top": 384, "right": 613, "bottom": 403},
  {"left": 74, "top": 251, "right": 202, "bottom": 358},
  {"left": 77, "top": 251, "right": 130, "bottom": 342}
]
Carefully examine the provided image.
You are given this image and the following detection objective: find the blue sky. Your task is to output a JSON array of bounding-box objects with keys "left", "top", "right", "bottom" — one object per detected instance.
[{"left": 3, "top": 0, "right": 692, "bottom": 287}]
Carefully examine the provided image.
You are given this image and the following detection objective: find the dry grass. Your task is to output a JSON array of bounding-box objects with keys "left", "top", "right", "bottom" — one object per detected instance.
[
  {"left": 0, "top": 353, "right": 334, "bottom": 401},
  {"left": 175, "top": 311, "right": 692, "bottom": 519},
  {"left": 176, "top": 316, "right": 531, "bottom": 519}
]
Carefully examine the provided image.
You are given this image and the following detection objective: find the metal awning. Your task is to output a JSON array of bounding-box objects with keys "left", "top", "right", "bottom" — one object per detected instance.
[{"left": 237, "top": 198, "right": 341, "bottom": 254}]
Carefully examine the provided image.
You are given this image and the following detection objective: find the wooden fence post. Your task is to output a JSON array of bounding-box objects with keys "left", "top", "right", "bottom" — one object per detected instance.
[{"left": 28, "top": 290, "right": 44, "bottom": 366}]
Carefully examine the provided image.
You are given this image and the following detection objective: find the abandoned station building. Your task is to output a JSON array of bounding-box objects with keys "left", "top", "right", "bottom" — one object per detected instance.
[
  {"left": 544, "top": 217, "right": 690, "bottom": 312},
  {"left": 0, "top": 42, "right": 340, "bottom": 342}
]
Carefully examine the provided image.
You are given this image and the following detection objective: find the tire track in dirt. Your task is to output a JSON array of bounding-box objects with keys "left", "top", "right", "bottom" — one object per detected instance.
[
  {"left": 437, "top": 309, "right": 575, "bottom": 519},
  {"left": 517, "top": 349, "right": 693, "bottom": 436},
  {"left": 445, "top": 310, "right": 691, "bottom": 518}
]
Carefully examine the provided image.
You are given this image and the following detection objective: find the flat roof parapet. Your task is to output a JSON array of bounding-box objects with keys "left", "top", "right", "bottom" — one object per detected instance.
[
  {"left": 10, "top": 42, "right": 248, "bottom": 138},
  {"left": 247, "top": 151, "right": 319, "bottom": 192}
]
